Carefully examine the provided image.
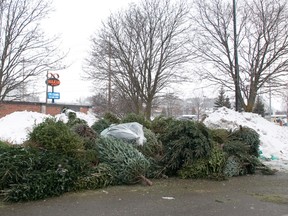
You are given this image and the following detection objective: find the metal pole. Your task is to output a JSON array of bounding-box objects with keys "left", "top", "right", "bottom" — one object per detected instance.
[
  {"left": 22, "top": 58, "right": 25, "bottom": 100},
  {"left": 52, "top": 86, "right": 55, "bottom": 104},
  {"left": 46, "top": 71, "right": 48, "bottom": 104},
  {"left": 269, "top": 81, "right": 272, "bottom": 119},
  {"left": 233, "top": 0, "right": 240, "bottom": 111}
]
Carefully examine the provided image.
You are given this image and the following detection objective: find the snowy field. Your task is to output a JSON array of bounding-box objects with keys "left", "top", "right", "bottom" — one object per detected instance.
[{"left": 0, "top": 108, "right": 287, "bottom": 172}]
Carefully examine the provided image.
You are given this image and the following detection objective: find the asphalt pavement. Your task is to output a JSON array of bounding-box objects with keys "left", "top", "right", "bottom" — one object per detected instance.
[{"left": 1, "top": 172, "right": 288, "bottom": 216}]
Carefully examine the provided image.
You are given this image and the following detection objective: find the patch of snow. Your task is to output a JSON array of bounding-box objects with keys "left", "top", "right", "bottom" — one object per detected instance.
[
  {"left": 0, "top": 111, "right": 51, "bottom": 144},
  {"left": 0, "top": 110, "right": 97, "bottom": 144},
  {"left": 204, "top": 107, "right": 288, "bottom": 172}
]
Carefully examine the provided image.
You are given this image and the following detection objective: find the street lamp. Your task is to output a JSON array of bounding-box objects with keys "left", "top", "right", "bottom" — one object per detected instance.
[{"left": 233, "top": 0, "right": 240, "bottom": 111}]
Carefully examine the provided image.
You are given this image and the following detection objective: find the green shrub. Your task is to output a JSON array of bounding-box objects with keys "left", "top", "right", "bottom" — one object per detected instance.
[
  {"left": 136, "top": 128, "right": 163, "bottom": 159},
  {"left": 211, "top": 128, "right": 230, "bottom": 144},
  {"left": 74, "top": 163, "right": 115, "bottom": 190},
  {"left": 103, "top": 112, "right": 120, "bottom": 124},
  {"left": 67, "top": 149, "right": 99, "bottom": 165},
  {"left": 150, "top": 116, "right": 174, "bottom": 135},
  {"left": 0, "top": 148, "right": 92, "bottom": 202},
  {"left": 91, "top": 119, "right": 110, "bottom": 135},
  {"left": 92, "top": 113, "right": 121, "bottom": 135},
  {"left": 222, "top": 140, "right": 250, "bottom": 156},
  {"left": 0, "top": 140, "right": 11, "bottom": 149},
  {"left": 27, "top": 118, "right": 84, "bottom": 153},
  {"left": 178, "top": 145, "right": 227, "bottom": 180},
  {"left": 223, "top": 155, "right": 242, "bottom": 177},
  {"left": 135, "top": 128, "right": 164, "bottom": 178},
  {"left": 207, "top": 145, "right": 227, "bottom": 179},
  {"left": 121, "top": 113, "right": 151, "bottom": 129},
  {"left": 66, "top": 111, "right": 87, "bottom": 128},
  {"left": 4, "top": 170, "right": 69, "bottom": 202},
  {"left": 0, "top": 146, "right": 39, "bottom": 190},
  {"left": 160, "top": 120, "right": 213, "bottom": 175},
  {"left": 71, "top": 123, "right": 98, "bottom": 150},
  {"left": 178, "top": 159, "right": 208, "bottom": 179},
  {"left": 223, "top": 140, "right": 261, "bottom": 175},
  {"left": 229, "top": 126, "right": 260, "bottom": 157},
  {"left": 71, "top": 123, "right": 97, "bottom": 139},
  {"left": 219, "top": 126, "right": 262, "bottom": 176}
]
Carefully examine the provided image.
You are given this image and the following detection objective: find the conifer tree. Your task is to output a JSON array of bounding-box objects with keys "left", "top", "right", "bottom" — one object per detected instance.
[
  {"left": 224, "top": 97, "right": 231, "bottom": 108},
  {"left": 214, "top": 87, "right": 230, "bottom": 108},
  {"left": 96, "top": 138, "right": 151, "bottom": 185},
  {"left": 253, "top": 96, "right": 265, "bottom": 117}
]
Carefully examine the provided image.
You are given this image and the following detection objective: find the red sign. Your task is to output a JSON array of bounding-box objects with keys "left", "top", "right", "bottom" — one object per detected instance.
[
  {"left": 46, "top": 73, "right": 60, "bottom": 86},
  {"left": 46, "top": 78, "right": 60, "bottom": 86}
]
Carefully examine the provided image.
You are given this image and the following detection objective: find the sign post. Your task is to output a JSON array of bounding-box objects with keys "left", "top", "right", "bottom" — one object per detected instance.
[
  {"left": 45, "top": 73, "right": 60, "bottom": 104},
  {"left": 47, "top": 92, "right": 60, "bottom": 100}
]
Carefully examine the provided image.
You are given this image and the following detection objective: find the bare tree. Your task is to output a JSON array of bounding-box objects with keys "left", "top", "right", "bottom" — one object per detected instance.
[
  {"left": 191, "top": 0, "right": 288, "bottom": 112},
  {"left": 190, "top": 97, "right": 208, "bottom": 121},
  {"left": 160, "top": 92, "right": 183, "bottom": 117},
  {"left": 0, "top": 0, "right": 65, "bottom": 101},
  {"left": 85, "top": 0, "right": 191, "bottom": 119},
  {"left": 89, "top": 90, "right": 138, "bottom": 118}
]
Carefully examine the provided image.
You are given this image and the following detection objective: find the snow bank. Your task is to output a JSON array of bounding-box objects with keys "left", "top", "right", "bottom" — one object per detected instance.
[
  {"left": 55, "top": 109, "right": 97, "bottom": 127},
  {"left": 204, "top": 107, "right": 288, "bottom": 172},
  {"left": 0, "top": 111, "right": 50, "bottom": 144},
  {"left": 0, "top": 110, "right": 97, "bottom": 145}
]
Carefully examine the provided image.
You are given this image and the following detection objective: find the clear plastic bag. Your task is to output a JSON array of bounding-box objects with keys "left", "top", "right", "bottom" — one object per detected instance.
[{"left": 100, "top": 122, "right": 146, "bottom": 145}]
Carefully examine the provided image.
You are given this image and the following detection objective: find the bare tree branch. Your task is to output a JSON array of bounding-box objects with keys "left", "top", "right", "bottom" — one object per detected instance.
[
  {"left": 191, "top": 0, "right": 288, "bottom": 111},
  {"left": 0, "top": 0, "right": 66, "bottom": 101},
  {"left": 85, "top": 0, "right": 192, "bottom": 119}
]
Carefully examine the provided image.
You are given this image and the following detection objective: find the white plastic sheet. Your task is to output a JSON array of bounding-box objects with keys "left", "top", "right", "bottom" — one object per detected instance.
[{"left": 100, "top": 122, "right": 146, "bottom": 145}]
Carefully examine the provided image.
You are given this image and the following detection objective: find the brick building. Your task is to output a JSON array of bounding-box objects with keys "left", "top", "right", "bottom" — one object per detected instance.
[{"left": 0, "top": 101, "right": 92, "bottom": 118}]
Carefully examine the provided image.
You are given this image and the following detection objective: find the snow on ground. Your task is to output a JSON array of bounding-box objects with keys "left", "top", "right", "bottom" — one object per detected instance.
[
  {"left": 0, "top": 110, "right": 97, "bottom": 145},
  {"left": 55, "top": 109, "right": 97, "bottom": 127},
  {"left": 0, "top": 108, "right": 287, "bottom": 172},
  {"left": 0, "top": 111, "right": 51, "bottom": 144},
  {"left": 204, "top": 107, "right": 288, "bottom": 172}
]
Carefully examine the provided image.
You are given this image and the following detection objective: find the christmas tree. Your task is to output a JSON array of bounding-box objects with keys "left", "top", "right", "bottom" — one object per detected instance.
[
  {"left": 96, "top": 138, "right": 151, "bottom": 185},
  {"left": 253, "top": 96, "right": 265, "bottom": 117},
  {"left": 214, "top": 86, "right": 231, "bottom": 108}
]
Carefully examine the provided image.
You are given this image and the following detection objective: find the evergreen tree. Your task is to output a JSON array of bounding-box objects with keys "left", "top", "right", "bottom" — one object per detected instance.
[
  {"left": 224, "top": 97, "right": 231, "bottom": 108},
  {"left": 96, "top": 138, "right": 151, "bottom": 185},
  {"left": 214, "top": 87, "right": 231, "bottom": 108},
  {"left": 253, "top": 96, "right": 265, "bottom": 117}
]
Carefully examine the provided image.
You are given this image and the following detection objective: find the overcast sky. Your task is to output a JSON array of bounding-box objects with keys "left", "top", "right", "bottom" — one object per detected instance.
[
  {"left": 39, "top": 0, "right": 284, "bottom": 110},
  {"left": 40, "top": 0, "right": 139, "bottom": 104},
  {"left": 41, "top": 0, "right": 206, "bottom": 105}
]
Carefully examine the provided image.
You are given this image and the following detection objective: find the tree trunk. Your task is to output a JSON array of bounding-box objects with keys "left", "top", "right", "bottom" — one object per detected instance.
[
  {"left": 243, "top": 89, "right": 257, "bottom": 112},
  {"left": 145, "top": 99, "right": 152, "bottom": 120}
]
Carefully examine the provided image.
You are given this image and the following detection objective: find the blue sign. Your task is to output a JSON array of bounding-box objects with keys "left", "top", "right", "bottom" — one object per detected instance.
[{"left": 47, "top": 92, "right": 60, "bottom": 99}]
